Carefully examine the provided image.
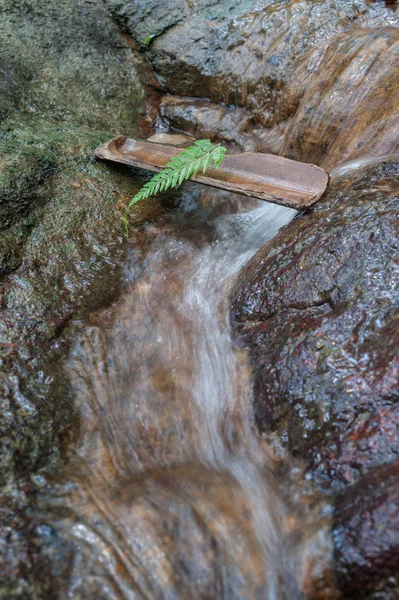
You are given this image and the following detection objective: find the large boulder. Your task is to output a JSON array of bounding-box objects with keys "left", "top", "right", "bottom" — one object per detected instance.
[
  {"left": 230, "top": 158, "right": 399, "bottom": 595},
  {"left": 0, "top": 0, "right": 155, "bottom": 596},
  {"left": 109, "top": 0, "right": 398, "bottom": 124},
  {"left": 0, "top": 0, "right": 148, "bottom": 488},
  {"left": 231, "top": 158, "right": 399, "bottom": 492}
]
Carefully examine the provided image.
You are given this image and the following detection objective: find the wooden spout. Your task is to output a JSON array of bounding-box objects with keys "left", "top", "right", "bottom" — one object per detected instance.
[{"left": 95, "top": 136, "right": 329, "bottom": 210}]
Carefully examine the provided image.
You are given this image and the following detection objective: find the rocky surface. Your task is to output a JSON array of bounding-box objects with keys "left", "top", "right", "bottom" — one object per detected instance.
[
  {"left": 333, "top": 459, "right": 399, "bottom": 598},
  {"left": 160, "top": 95, "right": 255, "bottom": 151},
  {"left": 2, "top": 0, "right": 399, "bottom": 597},
  {"left": 282, "top": 27, "right": 399, "bottom": 169},
  {"left": 110, "top": 0, "right": 399, "bottom": 123},
  {"left": 159, "top": 95, "right": 289, "bottom": 154},
  {"left": 110, "top": 0, "right": 399, "bottom": 166},
  {"left": 230, "top": 159, "right": 399, "bottom": 596},
  {"left": 231, "top": 158, "right": 399, "bottom": 492},
  {"left": 0, "top": 0, "right": 157, "bottom": 596},
  {"left": 24, "top": 187, "right": 336, "bottom": 600},
  {"left": 0, "top": 0, "right": 148, "bottom": 486}
]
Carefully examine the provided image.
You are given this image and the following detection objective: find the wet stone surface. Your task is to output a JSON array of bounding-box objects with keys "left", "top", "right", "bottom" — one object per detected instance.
[
  {"left": 281, "top": 27, "right": 399, "bottom": 170},
  {"left": 160, "top": 95, "right": 256, "bottom": 152},
  {"left": 230, "top": 158, "right": 399, "bottom": 596},
  {"left": 333, "top": 459, "right": 399, "bottom": 598},
  {"left": 0, "top": 0, "right": 156, "bottom": 596},
  {"left": 111, "top": 0, "right": 399, "bottom": 123},
  {"left": 1, "top": 0, "right": 399, "bottom": 597},
  {"left": 0, "top": 0, "right": 148, "bottom": 487},
  {"left": 28, "top": 189, "right": 335, "bottom": 600},
  {"left": 231, "top": 158, "right": 399, "bottom": 491},
  {"left": 112, "top": 0, "right": 399, "bottom": 165}
]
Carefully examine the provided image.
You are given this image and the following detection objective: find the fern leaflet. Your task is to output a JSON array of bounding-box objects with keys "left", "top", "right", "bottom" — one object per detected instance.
[{"left": 125, "top": 139, "right": 226, "bottom": 233}]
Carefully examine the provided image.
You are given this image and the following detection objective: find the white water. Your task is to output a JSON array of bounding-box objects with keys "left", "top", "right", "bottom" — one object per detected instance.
[{"left": 48, "top": 188, "right": 329, "bottom": 599}]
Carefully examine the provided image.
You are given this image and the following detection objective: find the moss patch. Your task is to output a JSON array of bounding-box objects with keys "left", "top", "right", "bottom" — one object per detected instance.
[{"left": 0, "top": 0, "right": 151, "bottom": 492}]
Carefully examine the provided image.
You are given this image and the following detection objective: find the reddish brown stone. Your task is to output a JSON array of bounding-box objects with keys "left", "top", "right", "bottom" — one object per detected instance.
[
  {"left": 282, "top": 28, "right": 399, "bottom": 169},
  {"left": 231, "top": 158, "right": 399, "bottom": 493},
  {"left": 231, "top": 158, "right": 399, "bottom": 595},
  {"left": 333, "top": 459, "right": 399, "bottom": 596}
]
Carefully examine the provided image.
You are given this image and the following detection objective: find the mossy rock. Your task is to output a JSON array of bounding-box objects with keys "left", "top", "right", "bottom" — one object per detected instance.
[{"left": 0, "top": 0, "right": 152, "bottom": 493}]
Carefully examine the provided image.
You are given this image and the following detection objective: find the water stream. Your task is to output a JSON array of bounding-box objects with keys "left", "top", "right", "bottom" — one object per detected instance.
[{"left": 43, "top": 186, "right": 330, "bottom": 599}]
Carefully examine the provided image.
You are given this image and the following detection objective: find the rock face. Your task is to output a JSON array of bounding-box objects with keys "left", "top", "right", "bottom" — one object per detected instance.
[
  {"left": 0, "top": 0, "right": 152, "bottom": 596},
  {"left": 0, "top": 0, "right": 146, "bottom": 486},
  {"left": 230, "top": 159, "right": 399, "bottom": 595},
  {"left": 110, "top": 0, "right": 399, "bottom": 165},
  {"left": 333, "top": 459, "right": 399, "bottom": 597},
  {"left": 160, "top": 95, "right": 256, "bottom": 151},
  {"left": 281, "top": 27, "right": 399, "bottom": 169},
  {"left": 231, "top": 159, "right": 399, "bottom": 491},
  {"left": 2, "top": 0, "right": 399, "bottom": 597},
  {"left": 119, "top": 3, "right": 399, "bottom": 594},
  {"left": 110, "top": 0, "right": 398, "bottom": 123}
]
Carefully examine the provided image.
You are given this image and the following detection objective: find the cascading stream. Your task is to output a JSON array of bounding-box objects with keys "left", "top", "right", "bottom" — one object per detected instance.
[{"left": 44, "top": 187, "right": 328, "bottom": 599}]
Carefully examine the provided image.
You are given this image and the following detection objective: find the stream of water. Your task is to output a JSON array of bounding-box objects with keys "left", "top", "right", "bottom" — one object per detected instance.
[{"left": 44, "top": 186, "right": 331, "bottom": 599}]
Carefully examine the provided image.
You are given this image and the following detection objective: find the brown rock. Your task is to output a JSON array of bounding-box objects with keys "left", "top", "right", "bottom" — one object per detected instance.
[
  {"left": 160, "top": 95, "right": 255, "bottom": 150},
  {"left": 112, "top": 0, "right": 399, "bottom": 132},
  {"left": 333, "top": 459, "right": 399, "bottom": 597},
  {"left": 231, "top": 158, "right": 399, "bottom": 494},
  {"left": 230, "top": 155, "right": 399, "bottom": 596},
  {"left": 160, "top": 95, "right": 290, "bottom": 154},
  {"left": 282, "top": 28, "right": 399, "bottom": 169}
]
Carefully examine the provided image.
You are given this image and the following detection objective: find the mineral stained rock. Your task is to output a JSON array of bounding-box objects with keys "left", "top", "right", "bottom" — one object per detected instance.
[
  {"left": 333, "top": 459, "right": 399, "bottom": 597},
  {"left": 281, "top": 27, "right": 399, "bottom": 169},
  {"left": 2, "top": 0, "right": 399, "bottom": 597},
  {"left": 230, "top": 158, "right": 399, "bottom": 596},
  {"left": 231, "top": 158, "right": 399, "bottom": 492}
]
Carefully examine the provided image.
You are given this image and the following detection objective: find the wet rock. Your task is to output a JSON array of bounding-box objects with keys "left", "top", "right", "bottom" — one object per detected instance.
[
  {"left": 1, "top": 0, "right": 397, "bottom": 597},
  {"left": 24, "top": 185, "right": 336, "bottom": 600},
  {"left": 230, "top": 158, "right": 399, "bottom": 595},
  {"left": 282, "top": 27, "right": 399, "bottom": 169},
  {"left": 111, "top": 1, "right": 399, "bottom": 168},
  {"left": 37, "top": 465, "right": 289, "bottom": 600},
  {"left": 333, "top": 459, "right": 399, "bottom": 597},
  {"left": 110, "top": 0, "right": 399, "bottom": 129},
  {"left": 160, "top": 95, "right": 299, "bottom": 155},
  {"left": 0, "top": 0, "right": 147, "bottom": 484},
  {"left": 0, "top": 147, "right": 57, "bottom": 230},
  {"left": 0, "top": 484, "right": 75, "bottom": 599},
  {"left": 0, "top": 0, "right": 153, "bottom": 595},
  {"left": 231, "top": 158, "right": 399, "bottom": 493},
  {"left": 160, "top": 95, "right": 255, "bottom": 150}
]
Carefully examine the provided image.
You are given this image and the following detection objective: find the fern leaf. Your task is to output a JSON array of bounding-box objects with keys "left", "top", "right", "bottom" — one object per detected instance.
[
  {"left": 125, "top": 139, "right": 227, "bottom": 233},
  {"left": 214, "top": 152, "right": 224, "bottom": 169},
  {"left": 171, "top": 171, "right": 180, "bottom": 187},
  {"left": 202, "top": 152, "right": 212, "bottom": 173},
  {"left": 195, "top": 158, "right": 204, "bottom": 175},
  {"left": 178, "top": 165, "right": 188, "bottom": 186},
  {"left": 195, "top": 139, "right": 212, "bottom": 151}
]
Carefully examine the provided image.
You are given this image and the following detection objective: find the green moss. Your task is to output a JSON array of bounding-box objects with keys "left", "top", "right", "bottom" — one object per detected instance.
[
  {"left": 0, "top": 0, "right": 151, "bottom": 490},
  {"left": 0, "top": 0, "right": 146, "bottom": 130}
]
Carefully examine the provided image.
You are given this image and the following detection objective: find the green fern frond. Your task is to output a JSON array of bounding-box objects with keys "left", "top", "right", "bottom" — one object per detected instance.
[{"left": 125, "top": 139, "right": 226, "bottom": 233}]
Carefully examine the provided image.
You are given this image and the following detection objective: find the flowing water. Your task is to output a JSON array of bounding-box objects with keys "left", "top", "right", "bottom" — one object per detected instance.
[
  {"left": 42, "top": 186, "right": 331, "bottom": 598},
  {"left": 2, "top": 1, "right": 398, "bottom": 596}
]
